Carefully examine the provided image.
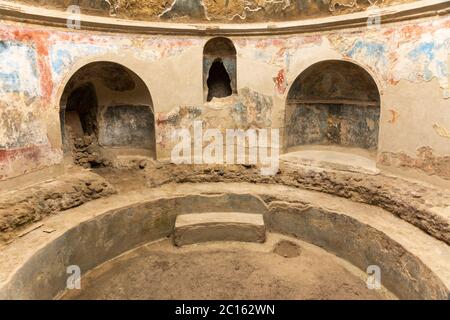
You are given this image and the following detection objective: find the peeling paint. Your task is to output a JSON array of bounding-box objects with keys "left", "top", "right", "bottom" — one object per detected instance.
[
  {"left": 433, "top": 123, "right": 450, "bottom": 139},
  {"left": 12, "top": 0, "right": 415, "bottom": 22},
  {"left": 0, "top": 14, "right": 449, "bottom": 180},
  {"left": 387, "top": 109, "right": 399, "bottom": 124},
  {"left": 328, "top": 17, "right": 450, "bottom": 98},
  {"left": 379, "top": 147, "right": 450, "bottom": 180},
  {"left": 0, "top": 41, "right": 40, "bottom": 96},
  {"left": 274, "top": 69, "right": 287, "bottom": 94}
]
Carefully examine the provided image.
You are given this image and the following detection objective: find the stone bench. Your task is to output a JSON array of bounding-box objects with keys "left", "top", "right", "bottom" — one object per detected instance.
[{"left": 173, "top": 212, "right": 266, "bottom": 246}]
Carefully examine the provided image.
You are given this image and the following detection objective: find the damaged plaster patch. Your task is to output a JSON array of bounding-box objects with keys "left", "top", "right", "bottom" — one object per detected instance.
[
  {"left": 0, "top": 41, "right": 40, "bottom": 96},
  {"left": 156, "top": 106, "right": 203, "bottom": 148},
  {"left": 155, "top": 88, "right": 273, "bottom": 150},
  {"left": 236, "top": 88, "right": 273, "bottom": 128},
  {"left": 379, "top": 146, "right": 450, "bottom": 180},
  {"left": 50, "top": 42, "right": 109, "bottom": 83},
  {"left": 327, "top": 19, "right": 450, "bottom": 98},
  {"left": 433, "top": 123, "right": 450, "bottom": 139},
  {"left": 329, "top": 0, "right": 357, "bottom": 12},
  {"left": 160, "top": 0, "right": 207, "bottom": 19},
  {"left": 0, "top": 96, "right": 49, "bottom": 149},
  {"left": 387, "top": 109, "right": 399, "bottom": 124}
]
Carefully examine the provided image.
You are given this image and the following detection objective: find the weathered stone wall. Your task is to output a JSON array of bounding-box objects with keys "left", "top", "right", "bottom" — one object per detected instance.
[
  {"left": 0, "top": 12, "right": 449, "bottom": 181},
  {"left": 139, "top": 161, "right": 450, "bottom": 245},
  {"left": 0, "top": 169, "right": 115, "bottom": 244}
]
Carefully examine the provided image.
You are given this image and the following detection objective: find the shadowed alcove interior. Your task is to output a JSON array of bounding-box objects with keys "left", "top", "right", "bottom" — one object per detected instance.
[
  {"left": 59, "top": 61, "right": 156, "bottom": 167},
  {"left": 203, "top": 37, "right": 237, "bottom": 102},
  {"left": 285, "top": 60, "right": 381, "bottom": 154}
]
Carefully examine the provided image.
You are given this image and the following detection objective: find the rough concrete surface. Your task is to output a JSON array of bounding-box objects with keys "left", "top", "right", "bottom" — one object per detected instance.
[{"left": 60, "top": 236, "right": 395, "bottom": 300}]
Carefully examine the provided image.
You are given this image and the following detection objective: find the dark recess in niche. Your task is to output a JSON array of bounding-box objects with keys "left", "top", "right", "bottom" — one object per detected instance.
[
  {"left": 285, "top": 60, "right": 381, "bottom": 151},
  {"left": 203, "top": 37, "right": 237, "bottom": 102},
  {"left": 66, "top": 83, "right": 98, "bottom": 136},
  {"left": 207, "top": 59, "right": 232, "bottom": 101},
  {"left": 59, "top": 61, "right": 157, "bottom": 164}
]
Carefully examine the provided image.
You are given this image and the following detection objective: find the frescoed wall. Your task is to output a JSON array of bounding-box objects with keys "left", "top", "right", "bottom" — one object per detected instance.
[
  {"left": 10, "top": 0, "right": 418, "bottom": 22},
  {"left": 0, "top": 3, "right": 449, "bottom": 181}
]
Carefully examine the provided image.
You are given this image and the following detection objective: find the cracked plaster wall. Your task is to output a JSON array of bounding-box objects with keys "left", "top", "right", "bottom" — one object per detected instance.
[{"left": 0, "top": 14, "right": 449, "bottom": 180}]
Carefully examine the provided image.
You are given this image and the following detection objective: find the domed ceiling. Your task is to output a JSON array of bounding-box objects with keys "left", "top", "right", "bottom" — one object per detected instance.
[{"left": 12, "top": 0, "right": 416, "bottom": 23}]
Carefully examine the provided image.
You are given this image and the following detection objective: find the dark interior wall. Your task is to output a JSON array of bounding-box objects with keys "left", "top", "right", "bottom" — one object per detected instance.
[
  {"left": 285, "top": 60, "right": 380, "bottom": 151},
  {"left": 60, "top": 62, "right": 156, "bottom": 157},
  {"left": 286, "top": 103, "right": 379, "bottom": 149},
  {"left": 65, "top": 83, "right": 98, "bottom": 136},
  {"left": 205, "top": 59, "right": 233, "bottom": 101},
  {"left": 101, "top": 105, "right": 155, "bottom": 150},
  {"left": 203, "top": 37, "right": 237, "bottom": 102}
]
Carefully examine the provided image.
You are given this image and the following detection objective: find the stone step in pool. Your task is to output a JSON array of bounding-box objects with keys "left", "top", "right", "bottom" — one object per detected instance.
[{"left": 173, "top": 212, "right": 266, "bottom": 246}]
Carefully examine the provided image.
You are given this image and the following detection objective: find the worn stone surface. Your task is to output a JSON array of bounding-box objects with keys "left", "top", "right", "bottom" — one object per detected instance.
[
  {"left": 136, "top": 161, "right": 450, "bottom": 245},
  {"left": 0, "top": 183, "right": 448, "bottom": 300},
  {"left": 266, "top": 201, "right": 448, "bottom": 300},
  {"left": 273, "top": 239, "right": 301, "bottom": 258},
  {"left": 281, "top": 149, "right": 380, "bottom": 174},
  {"left": 286, "top": 103, "right": 380, "bottom": 150},
  {"left": 174, "top": 212, "right": 266, "bottom": 246},
  {"left": 60, "top": 237, "right": 393, "bottom": 300},
  {"left": 0, "top": 169, "right": 115, "bottom": 244},
  {"left": 66, "top": 132, "right": 110, "bottom": 168}
]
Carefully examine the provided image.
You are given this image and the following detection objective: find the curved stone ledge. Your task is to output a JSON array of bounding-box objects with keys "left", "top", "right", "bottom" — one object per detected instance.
[
  {"left": 0, "top": 0, "right": 449, "bottom": 35},
  {"left": 0, "top": 183, "right": 448, "bottom": 300},
  {"left": 267, "top": 202, "right": 447, "bottom": 300},
  {"left": 142, "top": 162, "right": 450, "bottom": 245},
  {"left": 174, "top": 212, "right": 266, "bottom": 246}
]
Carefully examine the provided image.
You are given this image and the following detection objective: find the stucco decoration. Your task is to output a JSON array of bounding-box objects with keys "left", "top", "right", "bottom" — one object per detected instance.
[{"left": 11, "top": 0, "right": 417, "bottom": 22}]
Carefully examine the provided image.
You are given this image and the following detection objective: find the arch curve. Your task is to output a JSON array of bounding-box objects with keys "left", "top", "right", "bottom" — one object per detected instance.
[
  {"left": 59, "top": 61, "right": 156, "bottom": 166},
  {"left": 285, "top": 59, "right": 381, "bottom": 153},
  {"left": 203, "top": 37, "right": 237, "bottom": 102}
]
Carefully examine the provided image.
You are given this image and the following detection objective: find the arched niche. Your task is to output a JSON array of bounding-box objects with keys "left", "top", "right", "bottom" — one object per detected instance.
[
  {"left": 203, "top": 37, "right": 237, "bottom": 102},
  {"left": 285, "top": 60, "right": 381, "bottom": 154},
  {"left": 59, "top": 61, "right": 156, "bottom": 166}
]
